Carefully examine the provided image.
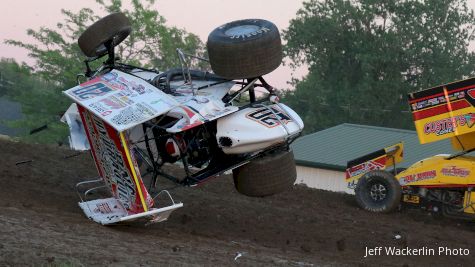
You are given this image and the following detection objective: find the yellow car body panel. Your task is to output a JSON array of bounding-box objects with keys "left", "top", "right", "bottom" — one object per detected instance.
[{"left": 396, "top": 155, "right": 475, "bottom": 187}]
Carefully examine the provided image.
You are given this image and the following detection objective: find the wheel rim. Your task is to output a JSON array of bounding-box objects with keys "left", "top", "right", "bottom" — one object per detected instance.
[
  {"left": 225, "top": 25, "right": 261, "bottom": 37},
  {"left": 369, "top": 183, "right": 387, "bottom": 201}
]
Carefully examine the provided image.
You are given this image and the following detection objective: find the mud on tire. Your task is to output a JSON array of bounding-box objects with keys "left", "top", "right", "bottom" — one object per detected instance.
[
  {"left": 355, "top": 170, "right": 401, "bottom": 213},
  {"left": 233, "top": 149, "right": 296, "bottom": 197},
  {"left": 78, "top": 12, "right": 132, "bottom": 57},
  {"left": 207, "top": 19, "right": 282, "bottom": 80}
]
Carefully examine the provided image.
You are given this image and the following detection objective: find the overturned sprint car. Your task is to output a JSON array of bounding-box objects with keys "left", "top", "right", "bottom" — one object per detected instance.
[{"left": 62, "top": 13, "right": 303, "bottom": 225}]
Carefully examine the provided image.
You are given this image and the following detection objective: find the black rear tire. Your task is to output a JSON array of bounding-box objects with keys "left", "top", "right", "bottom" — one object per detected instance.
[
  {"left": 207, "top": 19, "right": 282, "bottom": 80},
  {"left": 78, "top": 12, "right": 132, "bottom": 57},
  {"left": 233, "top": 149, "right": 296, "bottom": 197},
  {"left": 355, "top": 170, "right": 401, "bottom": 213}
]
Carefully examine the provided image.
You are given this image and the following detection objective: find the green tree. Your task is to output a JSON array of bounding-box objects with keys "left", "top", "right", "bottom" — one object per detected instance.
[
  {"left": 0, "top": 59, "right": 67, "bottom": 142},
  {"left": 283, "top": 0, "right": 475, "bottom": 133},
  {"left": 4, "top": 0, "right": 203, "bottom": 143}
]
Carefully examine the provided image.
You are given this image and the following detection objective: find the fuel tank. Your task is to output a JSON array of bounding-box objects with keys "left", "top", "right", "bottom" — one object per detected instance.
[{"left": 216, "top": 103, "right": 303, "bottom": 154}]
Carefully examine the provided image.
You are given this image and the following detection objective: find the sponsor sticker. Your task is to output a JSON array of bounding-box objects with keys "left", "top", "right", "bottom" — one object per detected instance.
[
  {"left": 411, "top": 92, "right": 466, "bottom": 112},
  {"left": 402, "top": 195, "right": 420, "bottom": 204},
  {"left": 345, "top": 158, "right": 386, "bottom": 179},
  {"left": 71, "top": 82, "right": 112, "bottom": 101},
  {"left": 88, "top": 102, "right": 111, "bottom": 117},
  {"left": 441, "top": 166, "right": 470, "bottom": 177},
  {"left": 399, "top": 170, "right": 436, "bottom": 185},
  {"left": 423, "top": 113, "right": 475, "bottom": 136},
  {"left": 95, "top": 202, "right": 113, "bottom": 214},
  {"left": 246, "top": 107, "right": 292, "bottom": 128}
]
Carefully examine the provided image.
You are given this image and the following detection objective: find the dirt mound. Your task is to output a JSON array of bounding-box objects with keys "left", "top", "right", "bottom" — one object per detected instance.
[{"left": 1, "top": 139, "right": 475, "bottom": 266}]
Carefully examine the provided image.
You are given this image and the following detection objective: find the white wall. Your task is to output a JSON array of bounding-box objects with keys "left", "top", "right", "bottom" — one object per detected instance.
[{"left": 295, "top": 165, "right": 354, "bottom": 195}]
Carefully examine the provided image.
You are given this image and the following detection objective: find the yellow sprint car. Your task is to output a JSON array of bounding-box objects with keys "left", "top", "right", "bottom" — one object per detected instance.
[{"left": 346, "top": 77, "right": 475, "bottom": 219}]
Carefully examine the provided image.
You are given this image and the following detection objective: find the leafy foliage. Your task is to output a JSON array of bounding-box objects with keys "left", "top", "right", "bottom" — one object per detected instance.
[
  {"left": 4, "top": 0, "right": 203, "bottom": 143},
  {"left": 283, "top": 0, "right": 475, "bottom": 133},
  {"left": 0, "top": 59, "right": 68, "bottom": 143}
]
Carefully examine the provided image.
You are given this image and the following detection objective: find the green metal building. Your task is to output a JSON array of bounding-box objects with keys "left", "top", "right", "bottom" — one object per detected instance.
[{"left": 291, "top": 123, "right": 456, "bottom": 193}]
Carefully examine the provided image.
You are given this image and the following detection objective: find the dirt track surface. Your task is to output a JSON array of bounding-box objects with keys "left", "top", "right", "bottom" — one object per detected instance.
[{"left": 1, "top": 139, "right": 475, "bottom": 266}]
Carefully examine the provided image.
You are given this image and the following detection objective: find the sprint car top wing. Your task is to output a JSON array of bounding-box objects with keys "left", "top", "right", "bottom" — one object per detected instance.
[
  {"left": 63, "top": 70, "right": 239, "bottom": 134},
  {"left": 408, "top": 77, "right": 475, "bottom": 145},
  {"left": 63, "top": 70, "right": 179, "bottom": 132}
]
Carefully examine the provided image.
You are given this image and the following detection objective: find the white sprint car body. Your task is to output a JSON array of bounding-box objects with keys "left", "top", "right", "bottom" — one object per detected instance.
[
  {"left": 63, "top": 67, "right": 303, "bottom": 225},
  {"left": 63, "top": 12, "right": 303, "bottom": 225}
]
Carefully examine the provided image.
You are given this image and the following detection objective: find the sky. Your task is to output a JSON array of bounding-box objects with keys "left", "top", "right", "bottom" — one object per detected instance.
[
  {"left": 2, "top": 0, "right": 475, "bottom": 89},
  {"left": 0, "top": 0, "right": 305, "bottom": 89}
]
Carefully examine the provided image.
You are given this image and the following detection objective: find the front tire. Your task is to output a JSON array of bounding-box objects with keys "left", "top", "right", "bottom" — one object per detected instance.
[
  {"left": 233, "top": 149, "right": 296, "bottom": 197},
  {"left": 355, "top": 170, "right": 401, "bottom": 213},
  {"left": 78, "top": 12, "right": 132, "bottom": 57}
]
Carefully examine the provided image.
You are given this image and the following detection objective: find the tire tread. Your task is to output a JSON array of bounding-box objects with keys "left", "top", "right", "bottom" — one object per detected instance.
[{"left": 233, "top": 150, "right": 296, "bottom": 197}]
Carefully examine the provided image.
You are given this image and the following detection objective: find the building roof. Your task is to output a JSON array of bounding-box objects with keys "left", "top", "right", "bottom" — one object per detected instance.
[{"left": 291, "top": 123, "right": 456, "bottom": 171}]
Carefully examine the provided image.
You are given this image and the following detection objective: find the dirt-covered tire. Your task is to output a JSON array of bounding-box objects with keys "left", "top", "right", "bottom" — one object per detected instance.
[
  {"left": 233, "top": 149, "right": 296, "bottom": 197},
  {"left": 207, "top": 19, "right": 282, "bottom": 80},
  {"left": 78, "top": 13, "right": 132, "bottom": 57},
  {"left": 355, "top": 170, "right": 401, "bottom": 213}
]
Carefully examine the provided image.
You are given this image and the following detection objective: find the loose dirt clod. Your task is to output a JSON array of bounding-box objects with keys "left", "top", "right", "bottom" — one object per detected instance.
[
  {"left": 336, "top": 239, "right": 346, "bottom": 251},
  {"left": 15, "top": 159, "right": 32, "bottom": 165}
]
